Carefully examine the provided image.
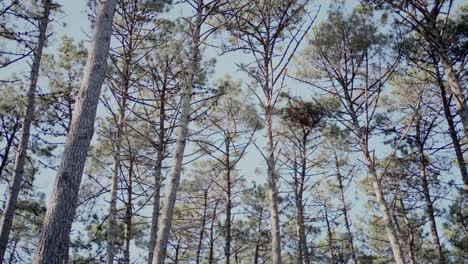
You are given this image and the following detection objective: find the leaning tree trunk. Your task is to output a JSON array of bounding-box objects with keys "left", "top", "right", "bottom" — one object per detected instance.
[
  {"left": 150, "top": 1, "right": 203, "bottom": 263},
  {"left": 123, "top": 155, "right": 134, "bottom": 264},
  {"left": 0, "top": 1, "right": 51, "bottom": 261},
  {"left": 436, "top": 67, "right": 468, "bottom": 196},
  {"left": 347, "top": 100, "right": 404, "bottom": 264},
  {"left": 32, "top": 0, "right": 117, "bottom": 263},
  {"left": 436, "top": 44, "right": 468, "bottom": 140}
]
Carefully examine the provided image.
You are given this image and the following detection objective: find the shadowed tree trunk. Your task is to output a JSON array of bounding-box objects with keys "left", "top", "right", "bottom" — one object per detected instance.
[
  {"left": 0, "top": 0, "right": 52, "bottom": 261},
  {"left": 32, "top": 0, "right": 117, "bottom": 263}
]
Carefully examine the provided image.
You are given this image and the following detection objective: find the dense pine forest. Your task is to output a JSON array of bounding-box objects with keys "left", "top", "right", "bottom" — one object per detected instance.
[{"left": 0, "top": 0, "right": 467, "bottom": 263}]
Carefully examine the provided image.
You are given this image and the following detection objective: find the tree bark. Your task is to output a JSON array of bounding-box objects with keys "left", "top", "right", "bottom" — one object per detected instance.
[
  {"left": 324, "top": 203, "right": 335, "bottom": 264},
  {"left": 416, "top": 121, "right": 444, "bottom": 263},
  {"left": 147, "top": 76, "right": 166, "bottom": 264},
  {"left": 225, "top": 137, "right": 232, "bottom": 264},
  {"left": 334, "top": 155, "right": 357, "bottom": 264},
  {"left": 196, "top": 190, "right": 208, "bottom": 264},
  {"left": 150, "top": 1, "right": 202, "bottom": 262},
  {"left": 436, "top": 68, "right": 468, "bottom": 196},
  {"left": 105, "top": 86, "right": 126, "bottom": 264},
  {"left": 32, "top": 0, "right": 117, "bottom": 263},
  {"left": 208, "top": 202, "right": 217, "bottom": 264},
  {"left": 0, "top": 1, "right": 51, "bottom": 261},
  {"left": 264, "top": 79, "right": 282, "bottom": 264},
  {"left": 437, "top": 47, "right": 468, "bottom": 140},
  {"left": 123, "top": 155, "right": 134, "bottom": 264},
  {"left": 0, "top": 121, "right": 19, "bottom": 179}
]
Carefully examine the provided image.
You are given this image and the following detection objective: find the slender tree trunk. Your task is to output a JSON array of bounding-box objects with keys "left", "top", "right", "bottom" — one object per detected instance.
[
  {"left": 397, "top": 197, "right": 416, "bottom": 264},
  {"left": 151, "top": 1, "right": 202, "bottom": 262},
  {"left": 225, "top": 137, "right": 232, "bottom": 264},
  {"left": 208, "top": 202, "right": 217, "bottom": 264},
  {"left": 265, "top": 103, "right": 282, "bottom": 264},
  {"left": 347, "top": 108, "right": 404, "bottom": 264},
  {"left": 0, "top": 121, "right": 19, "bottom": 179},
  {"left": 416, "top": 122, "right": 444, "bottom": 263},
  {"left": 105, "top": 93, "right": 126, "bottom": 264},
  {"left": 437, "top": 48, "right": 468, "bottom": 138},
  {"left": 436, "top": 69, "right": 468, "bottom": 196},
  {"left": 292, "top": 155, "right": 303, "bottom": 264},
  {"left": 147, "top": 80, "right": 166, "bottom": 264},
  {"left": 7, "top": 237, "right": 17, "bottom": 264},
  {"left": 196, "top": 190, "right": 208, "bottom": 264},
  {"left": 324, "top": 204, "right": 335, "bottom": 264},
  {"left": 32, "top": 1, "right": 117, "bottom": 263},
  {"left": 334, "top": 156, "right": 357, "bottom": 264},
  {"left": 368, "top": 165, "right": 405, "bottom": 264},
  {"left": 253, "top": 209, "right": 263, "bottom": 264},
  {"left": 105, "top": 141, "right": 120, "bottom": 263},
  {"left": 123, "top": 156, "right": 134, "bottom": 264},
  {"left": 0, "top": 1, "right": 51, "bottom": 261}
]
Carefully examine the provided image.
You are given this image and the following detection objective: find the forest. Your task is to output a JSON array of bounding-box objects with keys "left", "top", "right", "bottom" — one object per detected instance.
[{"left": 0, "top": 0, "right": 467, "bottom": 263}]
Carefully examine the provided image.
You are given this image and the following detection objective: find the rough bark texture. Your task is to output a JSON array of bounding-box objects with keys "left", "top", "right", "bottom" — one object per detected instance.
[
  {"left": 32, "top": 0, "right": 117, "bottom": 263},
  {"left": 0, "top": 0, "right": 51, "bottom": 261},
  {"left": 151, "top": 1, "right": 202, "bottom": 262}
]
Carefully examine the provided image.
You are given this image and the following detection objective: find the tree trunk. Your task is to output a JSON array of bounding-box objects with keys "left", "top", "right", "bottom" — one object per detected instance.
[
  {"left": 369, "top": 167, "right": 405, "bottom": 264},
  {"left": 32, "top": 1, "right": 117, "bottom": 263},
  {"left": 123, "top": 155, "right": 134, "bottom": 264},
  {"left": 416, "top": 123, "right": 444, "bottom": 263},
  {"left": 324, "top": 204, "right": 335, "bottom": 264},
  {"left": 105, "top": 93, "right": 126, "bottom": 264},
  {"left": 0, "top": 121, "right": 19, "bottom": 179},
  {"left": 147, "top": 77, "right": 166, "bottom": 264},
  {"left": 437, "top": 49, "right": 468, "bottom": 139},
  {"left": 265, "top": 102, "right": 282, "bottom": 264},
  {"left": 195, "top": 190, "right": 208, "bottom": 264},
  {"left": 150, "top": 1, "right": 202, "bottom": 263},
  {"left": 348, "top": 103, "right": 404, "bottom": 264},
  {"left": 436, "top": 69, "right": 468, "bottom": 196},
  {"left": 0, "top": 1, "right": 51, "bottom": 261},
  {"left": 207, "top": 202, "right": 217, "bottom": 264},
  {"left": 334, "top": 156, "right": 357, "bottom": 264},
  {"left": 225, "top": 137, "right": 232, "bottom": 264}
]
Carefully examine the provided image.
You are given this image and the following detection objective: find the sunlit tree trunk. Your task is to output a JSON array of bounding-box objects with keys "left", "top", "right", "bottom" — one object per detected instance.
[
  {"left": 151, "top": 1, "right": 203, "bottom": 262},
  {"left": 32, "top": 0, "right": 117, "bottom": 262}
]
